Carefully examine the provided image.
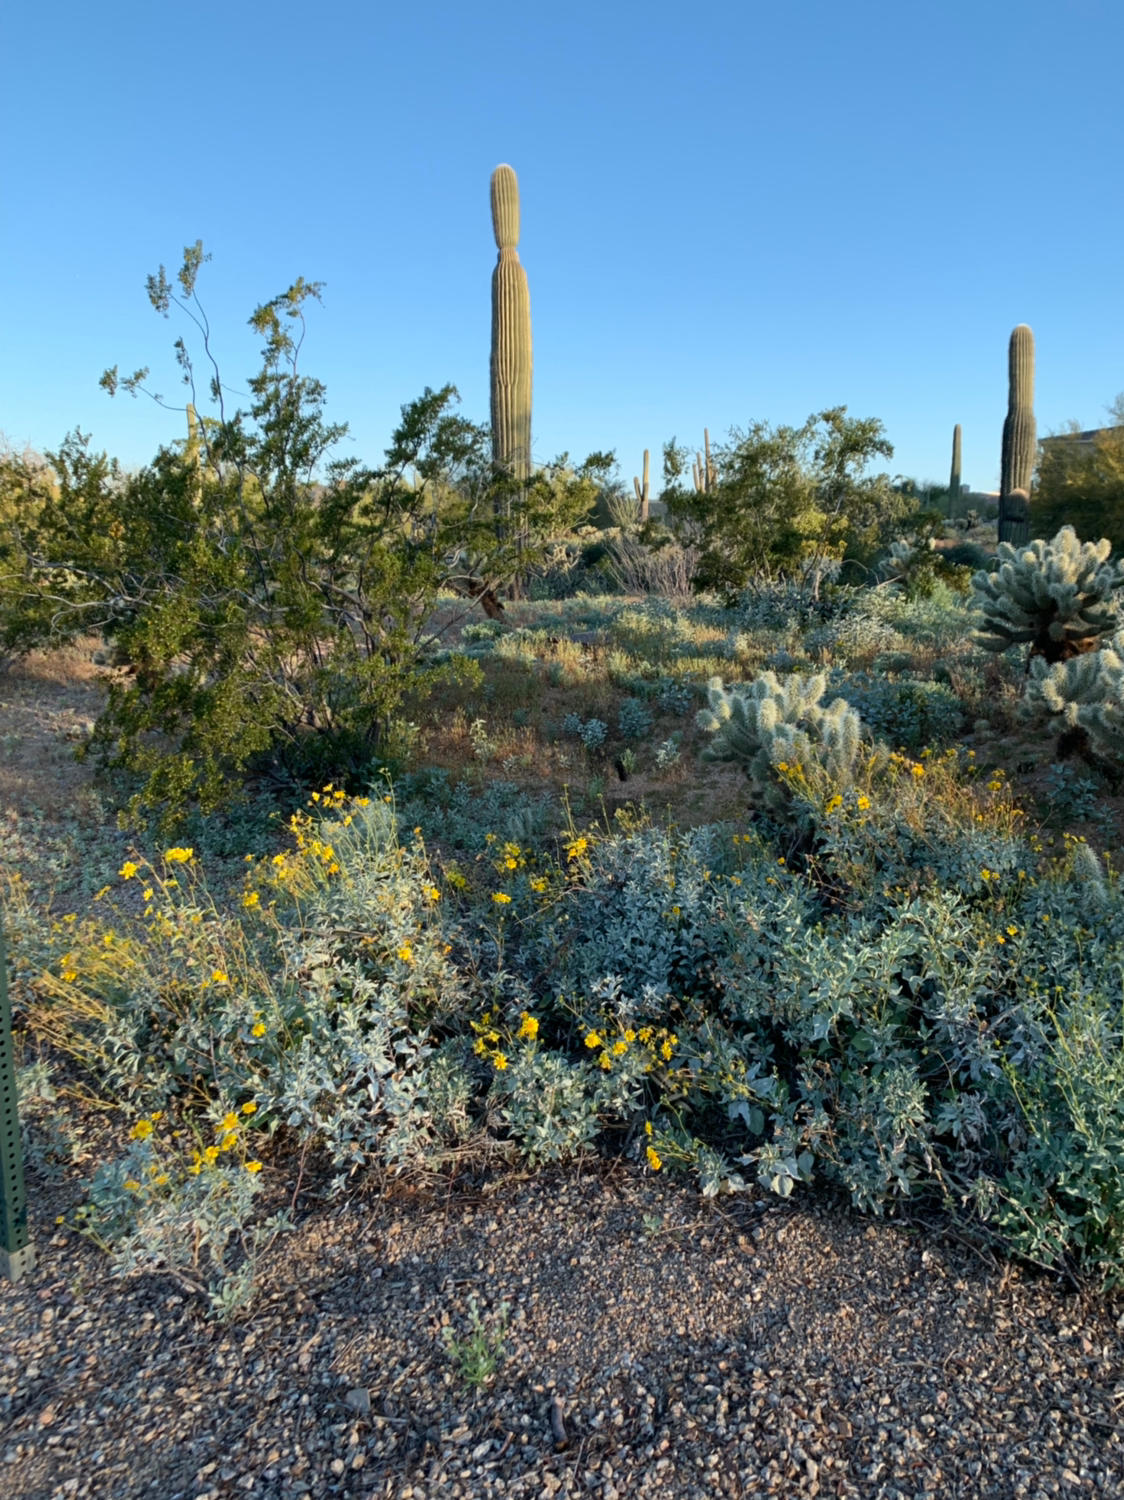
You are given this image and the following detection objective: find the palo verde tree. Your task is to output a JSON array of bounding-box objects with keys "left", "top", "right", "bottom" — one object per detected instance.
[
  {"left": 663, "top": 407, "right": 915, "bottom": 597},
  {"left": 1033, "top": 396, "right": 1124, "bottom": 554},
  {"left": 19, "top": 243, "right": 599, "bottom": 825}
]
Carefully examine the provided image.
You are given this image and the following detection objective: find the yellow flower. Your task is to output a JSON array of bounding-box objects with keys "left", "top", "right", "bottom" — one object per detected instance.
[
  {"left": 153, "top": 1173, "right": 169, "bottom": 1187},
  {"left": 599, "top": 1052, "right": 612, "bottom": 1070},
  {"left": 911, "top": 765, "right": 925, "bottom": 778},
  {"left": 245, "top": 1161, "right": 263, "bottom": 1173},
  {"left": 119, "top": 861, "right": 139, "bottom": 880},
  {"left": 492, "top": 891, "right": 512, "bottom": 905},
  {"left": 1006, "top": 925, "right": 1018, "bottom": 937},
  {"left": 204, "top": 1145, "right": 219, "bottom": 1164},
  {"left": 584, "top": 1030, "right": 603, "bottom": 1049},
  {"left": 825, "top": 795, "right": 843, "bottom": 814},
  {"left": 565, "top": 836, "right": 589, "bottom": 862},
  {"left": 856, "top": 796, "right": 871, "bottom": 811},
  {"left": 164, "top": 846, "right": 194, "bottom": 863},
  {"left": 123, "top": 1178, "right": 141, "bottom": 1192},
  {"left": 211, "top": 969, "right": 229, "bottom": 985},
  {"left": 530, "top": 876, "right": 547, "bottom": 893},
  {"left": 142, "top": 887, "right": 154, "bottom": 901},
  {"left": 661, "top": 1039, "right": 675, "bottom": 1061},
  {"left": 493, "top": 1052, "right": 509, "bottom": 1071},
  {"left": 130, "top": 1119, "right": 154, "bottom": 1141},
  {"left": 425, "top": 885, "right": 441, "bottom": 901},
  {"left": 624, "top": 1029, "right": 636, "bottom": 1042},
  {"left": 517, "top": 1013, "right": 539, "bottom": 1041},
  {"left": 221, "top": 1112, "right": 239, "bottom": 1133},
  {"left": 251, "top": 1022, "right": 266, "bottom": 1038},
  {"left": 241, "top": 1101, "right": 257, "bottom": 1115},
  {"left": 397, "top": 942, "right": 414, "bottom": 963},
  {"left": 645, "top": 1146, "right": 662, "bottom": 1171},
  {"left": 242, "top": 890, "right": 260, "bottom": 909},
  {"left": 997, "top": 934, "right": 1006, "bottom": 945},
  {"left": 644, "top": 1120, "right": 653, "bottom": 1136},
  {"left": 612, "top": 1040, "right": 628, "bottom": 1055}
]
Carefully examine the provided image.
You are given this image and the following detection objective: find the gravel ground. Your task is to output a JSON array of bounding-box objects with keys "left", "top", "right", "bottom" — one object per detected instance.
[{"left": 2, "top": 1163, "right": 1124, "bottom": 1500}]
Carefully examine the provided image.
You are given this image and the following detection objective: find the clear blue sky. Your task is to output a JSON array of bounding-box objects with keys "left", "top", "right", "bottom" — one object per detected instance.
[{"left": 3, "top": 0, "right": 1122, "bottom": 496}]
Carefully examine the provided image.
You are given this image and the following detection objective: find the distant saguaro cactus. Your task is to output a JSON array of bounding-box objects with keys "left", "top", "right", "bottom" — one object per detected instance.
[
  {"left": 489, "top": 164, "right": 532, "bottom": 483},
  {"left": 633, "top": 449, "right": 650, "bottom": 522},
  {"left": 999, "top": 325, "right": 1035, "bottom": 545},
  {"left": 949, "top": 423, "right": 962, "bottom": 517},
  {"left": 692, "top": 428, "right": 716, "bottom": 493}
]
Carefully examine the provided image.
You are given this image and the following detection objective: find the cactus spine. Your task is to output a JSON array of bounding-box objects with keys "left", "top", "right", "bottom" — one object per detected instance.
[
  {"left": 949, "top": 423, "right": 962, "bottom": 517},
  {"left": 633, "top": 449, "right": 650, "bottom": 522},
  {"left": 489, "top": 164, "right": 532, "bottom": 484},
  {"left": 999, "top": 324, "right": 1035, "bottom": 545}
]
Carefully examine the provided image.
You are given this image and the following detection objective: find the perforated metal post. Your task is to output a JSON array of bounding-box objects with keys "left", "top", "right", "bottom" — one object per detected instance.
[{"left": 1, "top": 917, "right": 35, "bottom": 1281}]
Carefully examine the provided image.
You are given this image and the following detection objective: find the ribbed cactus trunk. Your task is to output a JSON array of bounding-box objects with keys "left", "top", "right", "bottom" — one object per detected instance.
[
  {"left": 490, "top": 164, "right": 532, "bottom": 484},
  {"left": 999, "top": 325, "right": 1035, "bottom": 545},
  {"left": 633, "top": 449, "right": 650, "bottom": 523},
  {"left": 948, "top": 423, "right": 962, "bottom": 518}
]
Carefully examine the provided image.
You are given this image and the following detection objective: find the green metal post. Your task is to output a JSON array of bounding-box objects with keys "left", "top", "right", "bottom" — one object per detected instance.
[{"left": 1, "top": 917, "right": 35, "bottom": 1281}]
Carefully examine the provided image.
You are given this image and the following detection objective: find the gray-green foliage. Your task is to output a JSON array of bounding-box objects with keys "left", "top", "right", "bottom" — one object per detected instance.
[
  {"left": 971, "top": 526, "right": 1124, "bottom": 664},
  {"left": 697, "top": 671, "right": 876, "bottom": 813}
]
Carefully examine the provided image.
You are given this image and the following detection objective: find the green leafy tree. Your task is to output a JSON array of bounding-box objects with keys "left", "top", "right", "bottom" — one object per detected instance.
[
  {"left": 663, "top": 407, "right": 914, "bottom": 596},
  {"left": 1033, "top": 397, "right": 1124, "bottom": 552},
  {"left": 11, "top": 244, "right": 598, "bottom": 824}
]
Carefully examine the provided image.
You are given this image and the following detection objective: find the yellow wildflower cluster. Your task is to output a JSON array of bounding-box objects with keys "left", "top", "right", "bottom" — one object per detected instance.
[
  {"left": 471, "top": 1008, "right": 541, "bottom": 1069},
  {"left": 116, "top": 1102, "right": 264, "bottom": 1204},
  {"left": 583, "top": 1023, "right": 677, "bottom": 1073}
]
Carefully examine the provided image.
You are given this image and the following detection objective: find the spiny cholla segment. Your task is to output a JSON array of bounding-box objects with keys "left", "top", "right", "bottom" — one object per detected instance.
[
  {"left": 1026, "top": 629, "right": 1124, "bottom": 764},
  {"left": 490, "top": 164, "right": 532, "bottom": 481},
  {"left": 697, "top": 671, "right": 876, "bottom": 815},
  {"left": 971, "top": 525, "right": 1124, "bottom": 664}
]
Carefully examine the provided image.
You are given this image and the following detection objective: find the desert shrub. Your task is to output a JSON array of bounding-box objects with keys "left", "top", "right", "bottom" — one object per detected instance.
[
  {"left": 829, "top": 671, "right": 964, "bottom": 753},
  {"left": 618, "top": 697, "right": 653, "bottom": 740},
  {"left": 13, "top": 248, "right": 597, "bottom": 826},
  {"left": 16, "top": 738, "right": 1124, "bottom": 1304}
]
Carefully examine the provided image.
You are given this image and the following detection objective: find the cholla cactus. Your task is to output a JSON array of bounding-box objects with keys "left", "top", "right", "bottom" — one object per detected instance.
[
  {"left": 1026, "top": 632, "right": 1124, "bottom": 764},
  {"left": 971, "top": 525, "right": 1124, "bottom": 665},
  {"left": 697, "top": 671, "right": 874, "bottom": 814}
]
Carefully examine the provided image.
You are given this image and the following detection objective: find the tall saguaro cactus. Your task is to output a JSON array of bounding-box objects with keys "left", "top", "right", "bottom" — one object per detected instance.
[
  {"left": 633, "top": 449, "right": 650, "bottom": 522},
  {"left": 949, "top": 423, "right": 962, "bottom": 517},
  {"left": 999, "top": 324, "right": 1036, "bottom": 545},
  {"left": 693, "top": 428, "right": 716, "bottom": 493},
  {"left": 489, "top": 164, "right": 532, "bottom": 483}
]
